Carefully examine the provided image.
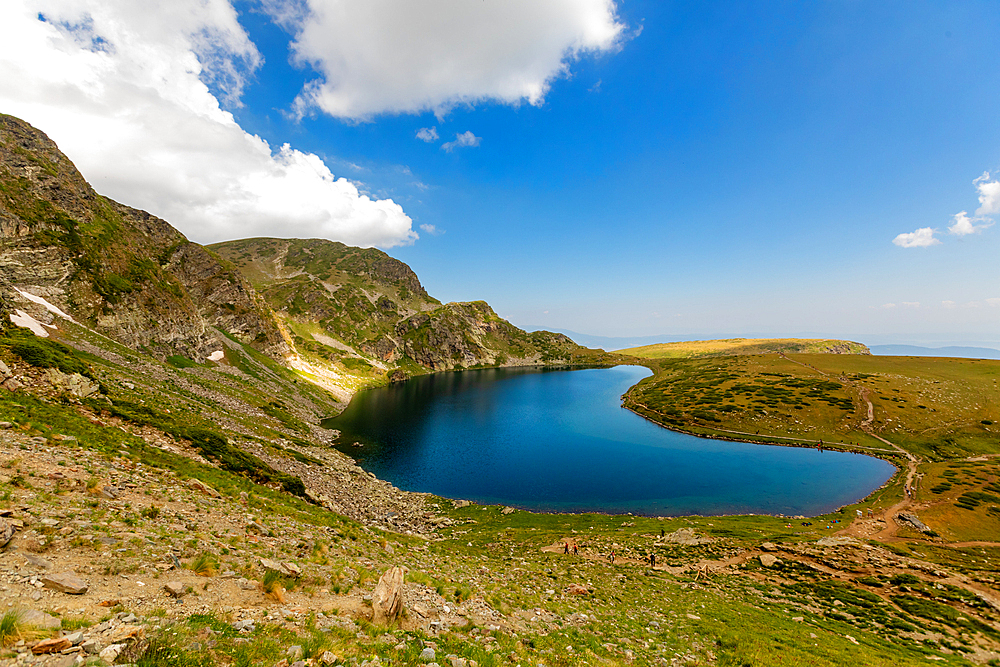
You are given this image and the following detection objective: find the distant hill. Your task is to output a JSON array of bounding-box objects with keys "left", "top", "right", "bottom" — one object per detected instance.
[
  {"left": 618, "top": 338, "right": 871, "bottom": 359},
  {"left": 869, "top": 344, "right": 1000, "bottom": 360}
]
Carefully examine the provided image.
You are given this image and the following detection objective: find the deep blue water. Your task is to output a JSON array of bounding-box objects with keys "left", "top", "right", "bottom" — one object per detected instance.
[{"left": 325, "top": 365, "right": 896, "bottom": 516}]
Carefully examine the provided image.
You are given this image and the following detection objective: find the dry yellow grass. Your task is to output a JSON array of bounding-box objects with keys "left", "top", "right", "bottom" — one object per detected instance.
[{"left": 619, "top": 337, "right": 870, "bottom": 359}]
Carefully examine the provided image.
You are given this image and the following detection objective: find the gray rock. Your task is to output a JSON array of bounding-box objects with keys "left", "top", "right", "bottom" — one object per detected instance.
[
  {"left": 63, "top": 631, "right": 84, "bottom": 645},
  {"left": 287, "top": 645, "right": 303, "bottom": 660},
  {"left": 19, "top": 609, "right": 61, "bottom": 630},
  {"left": 420, "top": 647, "right": 436, "bottom": 662},
  {"left": 0, "top": 518, "right": 15, "bottom": 547},
  {"left": 372, "top": 566, "right": 406, "bottom": 625},
  {"left": 0, "top": 360, "right": 10, "bottom": 377},
  {"left": 24, "top": 554, "right": 52, "bottom": 569},
  {"left": 99, "top": 643, "right": 123, "bottom": 664},
  {"left": 163, "top": 581, "right": 187, "bottom": 598},
  {"left": 319, "top": 651, "right": 339, "bottom": 665},
  {"left": 759, "top": 554, "right": 780, "bottom": 568},
  {"left": 41, "top": 572, "right": 88, "bottom": 595},
  {"left": 81, "top": 639, "right": 101, "bottom": 654},
  {"left": 662, "top": 527, "right": 713, "bottom": 545}
]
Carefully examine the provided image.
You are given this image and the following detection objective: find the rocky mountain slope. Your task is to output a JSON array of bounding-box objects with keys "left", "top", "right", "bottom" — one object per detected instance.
[
  {"left": 1, "top": 114, "right": 614, "bottom": 399},
  {"left": 0, "top": 115, "right": 286, "bottom": 363},
  {"left": 210, "top": 237, "right": 604, "bottom": 378}
]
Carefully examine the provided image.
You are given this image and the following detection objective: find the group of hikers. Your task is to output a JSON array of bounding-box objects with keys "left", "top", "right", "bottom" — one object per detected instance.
[{"left": 561, "top": 535, "right": 660, "bottom": 568}]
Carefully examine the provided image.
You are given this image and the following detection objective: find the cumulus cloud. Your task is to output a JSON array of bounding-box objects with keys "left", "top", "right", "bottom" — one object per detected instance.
[
  {"left": 0, "top": 0, "right": 417, "bottom": 247},
  {"left": 987, "top": 297, "right": 1000, "bottom": 307},
  {"left": 975, "top": 171, "right": 1000, "bottom": 216},
  {"left": 419, "top": 223, "right": 442, "bottom": 235},
  {"left": 416, "top": 126, "right": 438, "bottom": 143},
  {"left": 948, "top": 210, "right": 993, "bottom": 236},
  {"left": 442, "top": 131, "right": 482, "bottom": 152},
  {"left": 280, "top": 0, "right": 626, "bottom": 120},
  {"left": 892, "top": 227, "right": 940, "bottom": 248},
  {"left": 902, "top": 301, "right": 920, "bottom": 308}
]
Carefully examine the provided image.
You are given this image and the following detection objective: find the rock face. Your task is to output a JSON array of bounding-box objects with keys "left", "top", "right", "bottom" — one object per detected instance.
[
  {"left": 0, "top": 114, "right": 287, "bottom": 362},
  {"left": 371, "top": 566, "right": 406, "bottom": 625}
]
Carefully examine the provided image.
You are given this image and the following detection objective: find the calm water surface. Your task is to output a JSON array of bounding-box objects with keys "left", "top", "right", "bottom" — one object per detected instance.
[{"left": 326, "top": 366, "right": 896, "bottom": 516}]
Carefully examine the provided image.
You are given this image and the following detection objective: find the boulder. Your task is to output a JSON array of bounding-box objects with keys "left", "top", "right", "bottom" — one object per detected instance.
[
  {"left": 41, "top": 572, "right": 88, "bottom": 595},
  {"left": 0, "top": 518, "right": 16, "bottom": 547},
  {"left": 19, "top": 609, "right": 61, "bottom": 630},
  {"left": 759, "top": 554, "right": 780, "bottom": 568},
  {"left": 565, "top": 583, "right": 590, "bottom": 596},
  {"left": 42, "top": 368, "right": 99, "bottom": 398},
  {"left": 420, "top": 647, "right": 436, "bottom": 662},
  {"left": 662, "top": 527, "right": 713, "bottom": 545},
  {"left": 186, "top": 478, "right": 221, "bottom": 498},
  {"left": 32, "top": 637, "right": 72, "bottom": 654},
  {"left": 372, "top": 566, "right": 406, "bottom": 625},
  {"left": 163, "top": 581, "right": 187, "bottom": 598},
  {"left": 99, "top": 644, "right": 123, "bottom": 664},
  {"left": 260, "top": 558, "right": 299, "bottom": 578},
  {"left": 24, "top": 554, "right": 52, "bottom": 569}
]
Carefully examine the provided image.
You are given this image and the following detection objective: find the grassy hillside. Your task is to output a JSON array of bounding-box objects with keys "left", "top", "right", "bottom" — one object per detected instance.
[
  {"left": 620, "top": 337, "right": 871, "bottom": 359},
  {"left": 212, "top": 237, "right": 623, "bottom": 383},
  {"left": 623, "top": 352, "right": 1000, "bottom": 544}
]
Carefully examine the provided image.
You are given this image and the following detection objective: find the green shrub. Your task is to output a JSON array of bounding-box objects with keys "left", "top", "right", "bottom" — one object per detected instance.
[{"left": 4, "top": 329, "right": 92, "bottom": 378}]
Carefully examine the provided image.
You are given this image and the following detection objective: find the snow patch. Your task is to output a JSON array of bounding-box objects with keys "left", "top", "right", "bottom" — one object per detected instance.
[
  {"left": 13, "top": 288, "right": 77, "bottom": 323},
  {"left": 208, "top": 350, "right": 225, "bottom": 362},
  {"left": 10, "top": 310, "right": 50, "bottom": 337}
]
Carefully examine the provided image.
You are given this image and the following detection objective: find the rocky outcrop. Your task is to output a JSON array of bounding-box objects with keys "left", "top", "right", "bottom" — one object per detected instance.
[
  {"left": 372, "top": 566, "right": 406, "bottom": 625},
  {"left": 0, "top": 114, "right": 287, "bottom": 362}
]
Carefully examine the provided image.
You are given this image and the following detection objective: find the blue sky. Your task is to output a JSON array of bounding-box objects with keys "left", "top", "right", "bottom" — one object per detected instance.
[{"left": 2, "top": 0, "right": 999, "bottom": 344}]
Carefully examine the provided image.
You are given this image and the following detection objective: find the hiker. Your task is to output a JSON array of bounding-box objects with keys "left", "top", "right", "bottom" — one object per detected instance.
[
  {"left": 564, "top": 542, "right": 569, "bottom": 554},
  {"left": 610, "top": 550, "right": 616, "bottom": 564},
  {"left": 856, "top": 509, "right": 862, "bottom": 518},
  {"left": 650, "top": 553, "right": 656, "bottom": 567},
  {"left": 660, "top": 528, "right": 665, "bottom": 538},
  {"left": 573, "top": 544, "right": 578, "bottom": 555}
]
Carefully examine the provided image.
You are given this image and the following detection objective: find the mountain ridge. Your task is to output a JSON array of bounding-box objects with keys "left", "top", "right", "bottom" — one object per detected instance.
[{"left": 0, "top": 113, "right": 615, "bottom": 402}]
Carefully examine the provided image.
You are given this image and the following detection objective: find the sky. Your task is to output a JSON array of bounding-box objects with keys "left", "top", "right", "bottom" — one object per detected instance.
[{"left": 1, "top": 0, "right": 999, "bottom": 346}]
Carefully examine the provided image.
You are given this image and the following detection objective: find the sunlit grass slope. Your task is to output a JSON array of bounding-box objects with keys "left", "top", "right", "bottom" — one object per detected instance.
[{"left": 620, "top": 338, "right": 871, "bottom": 359}]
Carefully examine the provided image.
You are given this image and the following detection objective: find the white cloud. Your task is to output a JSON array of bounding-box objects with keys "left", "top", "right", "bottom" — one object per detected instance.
[
  {"left": 975, "top": 171, "right": 1000, "bottom": 216},
  {"left": 942, "top": 300, "right": 956, "bottom": 309},
  {"left": 881, "top": 303, "right": 897, "bottom": 309},
  {"left": 947, "top": 210, "right": 993, "bottom": 236},
  {"left": 416, "top": 126, "right": 438, "bottom": 143},
  {"left": 442, "top": 131, "right": 482, "bottom": 152},
  {"left": 0, "top": 0, "right": 417, "bottom": 247},
  {"left": 892, "top": 227, "right": 940, "bottom": 248},
  {"left": 986, "top": 297, "right": 1000, "bottom": 307},
  {"left": 280, "top": 0, "right": 626, "bottom": 120},
  {"left": 902, "top": 301, "right": 920, "bottom": 308},
  {"left": 419, "top": 223, "right": 442, "bottom": 235}
]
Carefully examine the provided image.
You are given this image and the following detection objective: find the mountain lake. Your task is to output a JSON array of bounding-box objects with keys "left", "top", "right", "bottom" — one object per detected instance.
[{"left": 324, "top": 365, "right": 897, "bottom": 516}]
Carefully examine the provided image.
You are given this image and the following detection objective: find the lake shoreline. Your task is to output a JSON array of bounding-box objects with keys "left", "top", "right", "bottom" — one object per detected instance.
[{"left": 327, "top": 365, "right": 897, "bottom": 518}]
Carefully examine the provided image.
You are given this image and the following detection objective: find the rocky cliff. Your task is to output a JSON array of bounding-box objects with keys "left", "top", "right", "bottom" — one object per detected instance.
[{"left": 0, "top": 114, "right": 286, "bottom": 362}]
